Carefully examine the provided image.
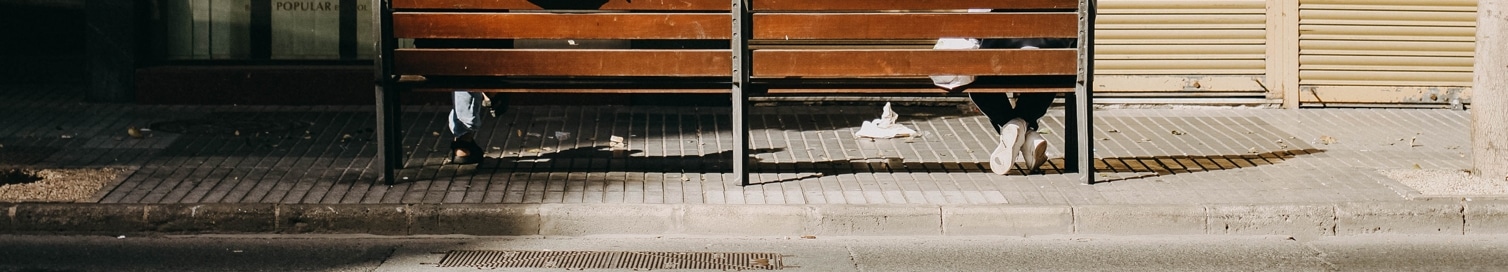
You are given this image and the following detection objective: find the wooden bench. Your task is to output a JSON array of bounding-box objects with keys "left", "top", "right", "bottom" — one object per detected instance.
[{"left": 374, "top": 0, "right": 1098, "bottom": 185}]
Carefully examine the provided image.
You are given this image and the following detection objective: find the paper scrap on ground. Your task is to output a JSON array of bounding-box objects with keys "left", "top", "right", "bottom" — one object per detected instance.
[
  {"left": 855, "top": 102, "right": 918, "bottom": 139},
  {"left": 609, "top": 135, "right": 627, "bottom": 149}
]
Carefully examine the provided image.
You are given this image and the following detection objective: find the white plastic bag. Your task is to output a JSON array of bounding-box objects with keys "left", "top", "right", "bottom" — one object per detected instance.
[
  {"left": 930, "top": 9, "right": 993, "bottom": 90},
  {"left": 929, "top": 37, "right": 980, "bottom": 90}
]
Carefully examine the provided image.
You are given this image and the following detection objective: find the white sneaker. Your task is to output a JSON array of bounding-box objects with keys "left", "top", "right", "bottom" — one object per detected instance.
[
  {"left": 1020, "top": 129, "right": 1048, "bottom": 174},
  {"left": 990, "top": 118, "right": 1027, "bottom": 175}
]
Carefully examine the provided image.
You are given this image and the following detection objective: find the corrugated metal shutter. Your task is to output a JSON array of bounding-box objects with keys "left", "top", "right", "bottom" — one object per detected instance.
[
  {"left": 1096, "top": 0, "right": 1271, "bottom": 105},
  {"left": 1298, "top": 0, "right": 1476, "bottom": 107}
]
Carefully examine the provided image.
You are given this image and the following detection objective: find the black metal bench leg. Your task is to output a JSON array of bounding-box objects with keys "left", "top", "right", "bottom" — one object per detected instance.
[
  {"left": 375, "top": 0, "right": 404, "bottom": 185},
  {"left": 1078, "top": 0, "right": 1098, "bottom": 185},
  {"left": 1062, "top": 91, "right": 1095, "bottom": 185},
  {"left": 1073, "top": 87, "right": 1095, "bottom": 185},
  {"left": 1063, "top": 92, "right": 1080, "bottom": 173},
  {"left": 733, "top": 96, "right": 749, "bottom": 186},
  {"left": 732, "top": 0, "right": 752, "bottom": 186},
  {"left": 376, "top": 85, "right": 402, "bottom": 185}
]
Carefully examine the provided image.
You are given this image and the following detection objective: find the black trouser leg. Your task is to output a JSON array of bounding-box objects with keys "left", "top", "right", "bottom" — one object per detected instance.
[
  {"left": 969, "top": 93, "right": 1014, "bottom": 131},
  {"left": 969, "top": 92, "right": 1056, "bottom": 132},
  {"left": 1014, "top": 93, "right": 1056, "bottom": 131}
]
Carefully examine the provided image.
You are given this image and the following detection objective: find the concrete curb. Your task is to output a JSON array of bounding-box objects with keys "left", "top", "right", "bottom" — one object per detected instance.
[
  {"left": 1336, "top": 200, "right": 1463, "bottom": 235},
  {"left": 4, "top": 201, "right": 1505, "bottom": 236},
  {"left": 942, "top": 205, "right": 1073, "bottom": 236},
  {"left": 1207, "top": 204, "right": 1334, "bottom": 236},
  {"left": 1074, "top": 205, "right": 1206, "bottom": 235},
  {"left": 1465, "top": 200, "right": 1508, "bottom": 234}
]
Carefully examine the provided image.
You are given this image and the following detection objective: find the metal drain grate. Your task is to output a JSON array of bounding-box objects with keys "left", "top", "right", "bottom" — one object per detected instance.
[{"left": 437, "top": 250, "right": 785, "bottom": 270}]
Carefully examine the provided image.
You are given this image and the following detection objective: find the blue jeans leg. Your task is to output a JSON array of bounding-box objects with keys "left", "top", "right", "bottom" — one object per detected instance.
[{"left": 449, "top": 91, "right": 484, "bottom": 138}]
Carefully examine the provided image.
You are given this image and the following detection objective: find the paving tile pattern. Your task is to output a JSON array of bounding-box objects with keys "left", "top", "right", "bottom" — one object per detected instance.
[{"left": 2, "top": 85, "right": 1469, "bottom": 205}]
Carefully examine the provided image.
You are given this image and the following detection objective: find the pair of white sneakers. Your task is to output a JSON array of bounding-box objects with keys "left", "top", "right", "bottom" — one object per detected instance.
[{"left": 990, "top": 118, "right": 1048, "bottom": 175}]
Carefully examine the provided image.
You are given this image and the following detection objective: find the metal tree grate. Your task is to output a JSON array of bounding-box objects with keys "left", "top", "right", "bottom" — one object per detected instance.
[{"left": 437, "top": 250, "right": 785, "bottom": 270}]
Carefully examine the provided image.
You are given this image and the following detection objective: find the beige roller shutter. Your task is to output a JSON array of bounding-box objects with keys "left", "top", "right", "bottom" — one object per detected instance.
[
  {"left": 1297, "top": 0, "right": 1476, "bottom": 107},
  {"left": 1096, "top": 0, "right": 1271, "bottom": 105}
]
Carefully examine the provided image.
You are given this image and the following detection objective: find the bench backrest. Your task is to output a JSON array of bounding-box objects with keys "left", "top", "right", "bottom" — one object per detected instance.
[
  {"left": 748, "top": 0, "right": 1081, "bottom": 94},
  {"left": 380, "top": 0, "right": 1086, "bottom": 94},
  {"left": 385, "top": 0, "right": 735, "bottom": 93}
]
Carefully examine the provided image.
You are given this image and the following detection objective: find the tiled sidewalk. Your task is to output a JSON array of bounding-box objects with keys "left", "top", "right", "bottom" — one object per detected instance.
[{"left": 2, "top": 84, "right": 1468, "bottom": 205}]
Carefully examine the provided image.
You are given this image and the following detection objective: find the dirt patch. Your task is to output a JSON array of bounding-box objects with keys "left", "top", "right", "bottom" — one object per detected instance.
[
  {"left": 1382, "top": 169, "right": 1508, "bottom": 196},
  {"left": 0, "top": 168, "right": 127, "bottom": 202}
]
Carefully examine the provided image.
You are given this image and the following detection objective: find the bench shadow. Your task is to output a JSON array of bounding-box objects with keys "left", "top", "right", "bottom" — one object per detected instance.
[
  {"left": 397, "top": 147, "right": 1325, "bottom": 185},
  {"left": 1072, "top": 148, "right": 1327, "bottom": 184},
  {"left": 734, "top": 148, "right": 1327, "bottom": 184}
]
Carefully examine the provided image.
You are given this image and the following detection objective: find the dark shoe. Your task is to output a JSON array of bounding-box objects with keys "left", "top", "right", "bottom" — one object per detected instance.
[
  {"left": 491, "top": 92, "right": 509, "bottom": 116},
  {"left": 485, "top": 93, "right": 509, "bottom": 117},
  {"left": 450, "top": 139, "right": 484, "bottom": 164}
]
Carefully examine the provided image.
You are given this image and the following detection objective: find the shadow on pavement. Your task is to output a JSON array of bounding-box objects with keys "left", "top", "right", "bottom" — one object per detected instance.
[{"left": 387, "top": 148, "right": 1326, "bottom": 185}]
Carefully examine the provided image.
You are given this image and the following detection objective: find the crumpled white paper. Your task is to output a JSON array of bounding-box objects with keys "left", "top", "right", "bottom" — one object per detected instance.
[{"left": 855, "top": 102, "right": 918, "bottom": 139}]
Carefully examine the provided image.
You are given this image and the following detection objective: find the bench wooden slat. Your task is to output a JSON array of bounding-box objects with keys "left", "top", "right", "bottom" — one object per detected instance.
[
  {"left": 400, "top": 77, "right": 732, "bottom": 93},
  {"left": 395, "top": 49, "right": 732, "bottom": 76},
  {"left": 752, "top": 13, "right": 1077, "bottom": 40},
  {"left": 751, "top": 49, "right": 1077, "bottom": 77},
  {"left": 415, "top": 88, "right": 732, "bottom": 94},
  {"left": 417, "top": 88, "right": 1069, "bottom": 94},
  {"left": 758, "top": 76, "right": 1075, "bottom": 93},
  {"left": 764, "top": 87, "right": 1074, "bottom": 94},
  {"left": 394, "top": 13, "right": 732, "bottom": 39},
  {"left": 751, "top": 0, "right": 1077, "bottom": 11},
  {"left": 395, "top": 0, "right": 730, "bottom": 11}
]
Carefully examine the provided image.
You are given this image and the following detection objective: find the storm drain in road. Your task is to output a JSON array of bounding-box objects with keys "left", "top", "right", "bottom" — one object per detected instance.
[{"left": 437, "top": 250, "right": 785, "bottom": 270}]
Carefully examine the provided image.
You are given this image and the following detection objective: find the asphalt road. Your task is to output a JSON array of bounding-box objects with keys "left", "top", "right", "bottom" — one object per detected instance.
[{"left": 1, "top": 234, "right": 1505, "bottom": 271}]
